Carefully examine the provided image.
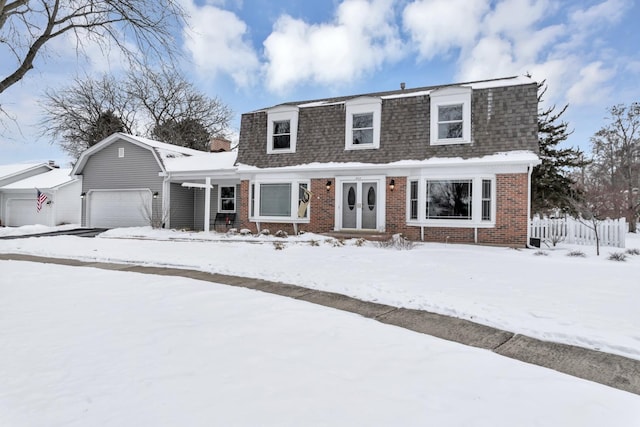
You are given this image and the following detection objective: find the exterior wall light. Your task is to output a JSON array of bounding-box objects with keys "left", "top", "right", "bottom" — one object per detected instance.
[
  {"left": 152, "top": 192, "right": 159, "bottom": 199},
  {"left": 389, "top": 179, "right": 395, "bottom": 191},
  {"left": 326, "top": 180, "right": 332, "bottom": 191},
  {"left": 80, "top": 192, "right": 86, "bottom": 199}
]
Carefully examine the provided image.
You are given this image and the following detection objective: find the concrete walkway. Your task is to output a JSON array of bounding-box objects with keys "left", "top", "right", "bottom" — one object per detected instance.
[{"left": 2, "top": 252, "right": 639, "bottom": 396}]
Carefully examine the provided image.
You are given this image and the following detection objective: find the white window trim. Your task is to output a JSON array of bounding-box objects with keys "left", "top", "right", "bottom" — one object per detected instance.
[
  {"left": 118, "top": 147, "right": 124, "bottom": 158},
  {"left": 430, "top": 87, "right": 472, "bottom": 146},
  {"left": 218, "top": 185, "right": 236, "bottom": 213},
  {"left": 250, "top": 179, "right": 311, "bottom": 223},
  {"left": 267, "top": 106, "right": 298, "bottom": 154},
  {"left": 406, "top": 175, "right": 495, "bottom": 228},
  {"left": 345, "top": 97, "right": 381, "bottom": 150}
]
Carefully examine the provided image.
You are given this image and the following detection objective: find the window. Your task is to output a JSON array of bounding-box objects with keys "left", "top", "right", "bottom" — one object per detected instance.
[
  {"left": 482, "top": 179, "right": 492, "bottom": 221},
  {"left": 438, "top": 104, "right": 463, "bottom": 139},
  {"left": 219, "top": 186, "right": 235, "bottom": 212},
  {"left": 345, "top": 97, "right": 381, "bottom": 150},
  {"left": 272, "top": 120, "right": 291, "bottom": 150},
  {"left": 251, "top": 180, "right": 311, "bottom": 221},
  {"left": 426, "top": 180, "right": 472, "bottom": 220},
  {"left": 409, "top": 180, "right": 418, "bottom": 220},
  {"left": 352, "top": 113, "right": 374, "bottom": 145},
  {"left": 430, "top": 87, "right": 471, "bottom": 145},
  {"left": 260, "top": 183, "right": 291, "bottom": 217},
  {"left": 267, "top": 106, "right": 298, "bottom": 154}
]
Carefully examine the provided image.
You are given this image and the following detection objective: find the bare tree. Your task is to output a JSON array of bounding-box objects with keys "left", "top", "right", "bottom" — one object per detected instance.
[
  {"left": 40, "top": 74, "right": 137, "bottom": 158},
  {"left": 0, "top": 0, "right": 185, "bottom": 100},
  {"left": 590, "top": 103, "right": 640, "bottom": 232},
  {"left": 40, "top": 68, "right": 233, "bottom": 158}
]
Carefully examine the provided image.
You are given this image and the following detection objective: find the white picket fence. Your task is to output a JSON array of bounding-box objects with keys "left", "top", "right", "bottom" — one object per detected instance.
[{"left": 529, "top": 216, "right": 627, "bottom": 248}]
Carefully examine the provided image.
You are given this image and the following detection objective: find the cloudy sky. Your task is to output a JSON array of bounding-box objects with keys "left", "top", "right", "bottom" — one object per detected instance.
[{"left": 2, "top": 0, "right": 639, "bottom": 166}]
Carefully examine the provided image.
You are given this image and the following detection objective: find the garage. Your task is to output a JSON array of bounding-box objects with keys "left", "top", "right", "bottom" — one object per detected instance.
[
  {"left": 6, "top": 198, "right": 48, "bottom": 226},
  {"left": 87, "top": 190, "right": 151, "bottom": 228}
]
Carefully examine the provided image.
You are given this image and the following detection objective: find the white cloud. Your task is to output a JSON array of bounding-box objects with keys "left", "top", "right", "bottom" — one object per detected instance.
[
  {"left": 182, "top": 2, "right": 260, "bottom": 88},
  {"left": 263, "top": 0, "right": 404, "bottom": 93},
  {"left": 566, "top": 61, "right": 615, "bottom": 105},
  {"left": 402, "top": 0, "right": 489, "bottom": 59},
  {"left": 570, "top": 0, "right": 628, "bottom": 27}
]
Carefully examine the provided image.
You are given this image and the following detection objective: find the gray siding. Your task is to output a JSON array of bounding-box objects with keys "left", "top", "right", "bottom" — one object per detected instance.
[
  {"left": 79, "top": 139, "right": 164, "bottom": 225},
  {"left": 169, "top": 183, "right": 195, "bottom": 230},
  {"left": 237, "top": 84, "right": 538, "bottom": 168}
]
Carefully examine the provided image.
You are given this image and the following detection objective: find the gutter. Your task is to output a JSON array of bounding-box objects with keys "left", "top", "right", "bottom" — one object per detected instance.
[{"left": 526, "top": 163, "right": 535, "bottom": 249}]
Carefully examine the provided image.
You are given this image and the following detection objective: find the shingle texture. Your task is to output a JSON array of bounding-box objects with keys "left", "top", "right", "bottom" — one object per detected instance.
[{"left": 237, "top": 82, "right": 538, "bottom": 168}]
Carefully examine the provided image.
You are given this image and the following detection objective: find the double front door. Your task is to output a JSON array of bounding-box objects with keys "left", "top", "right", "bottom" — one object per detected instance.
[{"left": 341, "top": 181, "right": 377, "bottom": 230}]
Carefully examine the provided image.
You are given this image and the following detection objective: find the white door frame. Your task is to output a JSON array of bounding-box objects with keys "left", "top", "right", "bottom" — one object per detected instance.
[{"left": 334, "top": 175, "right": 386, "bottom": 232}]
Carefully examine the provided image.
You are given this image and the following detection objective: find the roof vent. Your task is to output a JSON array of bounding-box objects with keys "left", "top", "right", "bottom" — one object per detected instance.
[{"left": 400, "top": 82, "right": 406, "bottom": 90}]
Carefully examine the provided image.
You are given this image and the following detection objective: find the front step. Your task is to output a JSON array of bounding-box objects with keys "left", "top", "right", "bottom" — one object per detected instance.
[{"left": 322, "top": 231, "right": 392, "bottom": 242}]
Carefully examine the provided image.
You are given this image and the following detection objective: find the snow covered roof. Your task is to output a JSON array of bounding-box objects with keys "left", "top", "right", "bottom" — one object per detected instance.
[
  {"left": 237, "top": 151, "right": 541, "bottom": 173},
  {"left": 257, "top": 75, "right": 536, "bottom": 112},
  {"left": 123, "top": 134, "right": 205, "bottom": 158},
  {"left": 164, "top": 151, "right": 237, "bottom": 173},
  {"left": 0, "top": 163, "right": 52, "bottom": 180},
  {"left": 1, "top": 168, "right": 76, "bottom": 190}
]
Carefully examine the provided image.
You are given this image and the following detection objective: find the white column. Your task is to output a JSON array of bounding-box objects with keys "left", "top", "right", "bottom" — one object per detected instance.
[{"left": 204, "top": 177, "right": 211, "bottom": 232}]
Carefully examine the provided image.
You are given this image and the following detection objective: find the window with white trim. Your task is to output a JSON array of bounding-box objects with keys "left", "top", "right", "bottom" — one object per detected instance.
[
  {"left": 219, "top": 186, "right": 235, "bottom": 213},
  {"left": 481, "top": 179, "right": 492, "bottom": 221},
  {"left": 267, "top": 106, "right": 298, "bottom": 154},
  {"left": 251, "top": 180, "right": 311, "bottom": 221},
  {"left": 430, "top": 87, "right": 471, "bottom": 145},
  {"left": 409, "top": 180, "right": 418, "bottom": 220},
  {"left": 345, "top": 97, "right": 381, "bottom": 150}
]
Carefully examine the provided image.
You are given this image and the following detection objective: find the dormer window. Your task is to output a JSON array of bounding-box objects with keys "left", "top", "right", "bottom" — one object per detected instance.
[
  {"left": 430, "top": 87, "right": 471, "bottom": 145},
  {"left": 267, "top": 105, "right": 298, "bottom": 154},
  {"left": 345, "top": 97, "right": 381, "bottom": 150}
]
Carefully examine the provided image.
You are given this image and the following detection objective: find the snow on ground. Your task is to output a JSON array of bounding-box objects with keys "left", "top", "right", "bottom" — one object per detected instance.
[
  {"left": 1, "top": 226, "right": 639, "bottom": 362},
  {"left": 1, "top": 261, "right": 638, "bottom": 426},
  {"left": 0, "top": 223, "right": 79, "bottom": 237}
]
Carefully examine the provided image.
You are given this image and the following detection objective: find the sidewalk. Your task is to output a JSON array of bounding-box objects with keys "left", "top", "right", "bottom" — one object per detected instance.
[{"left": 2, "top": 252, "right": 639, "bottom": 396}]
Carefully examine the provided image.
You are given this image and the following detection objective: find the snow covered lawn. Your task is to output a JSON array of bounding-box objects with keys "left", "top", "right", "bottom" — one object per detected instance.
[
  {"left": 1, "top": 226, "right": 639, "bottom": 362},
  {"left": 1, "top": 261, "right": 638, "bottom": 426}
]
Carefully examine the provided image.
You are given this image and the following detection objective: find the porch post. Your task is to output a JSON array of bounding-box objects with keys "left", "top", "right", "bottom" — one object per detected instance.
[{"left": 204, "top": 177, "right": 211, "bottom": 232}]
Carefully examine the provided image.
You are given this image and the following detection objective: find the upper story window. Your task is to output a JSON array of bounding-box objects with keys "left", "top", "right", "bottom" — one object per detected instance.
[
  {"left": 267, "top": 105, "right": 298, "bottom": 154},
  {"left": 430, "top": 87, "right": 471, "bottom": 145},
  {"left": 345, "top": 97, "right": 381, "bottom": 150}
]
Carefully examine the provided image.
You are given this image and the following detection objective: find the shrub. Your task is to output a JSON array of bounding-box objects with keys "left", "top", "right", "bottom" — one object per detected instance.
[
  {"left": 608, "top": 252, "right": 627, "bottom": 262},
  {"left": 239, "top": 228, "right": 252, "bottom": 236},
  {"left": 625, "top": 248, "right": 640, "bottom": 256},
  {"left": 533, "top": 250, "right": 548, "bottom": 256},
  {"left": 274, "top": 230, "right": 288, "bottom": 238},
  {"left": 354, "top": 238, "right": 366, "bottom": 247},
  {"left": 308, "top": 240, "right": 319, "bottom": 247},
  {"left": 376, "top": 234, "right": 415, "bottom": 250},
  {"left": 566, "top": 250, "right": 586, "bottom": 257},
  {"left": 273, "top": 242, "right": 285, "bottom": 250},
  {"left": 259, "top": 229, "right": 271, "bottom": 236}
]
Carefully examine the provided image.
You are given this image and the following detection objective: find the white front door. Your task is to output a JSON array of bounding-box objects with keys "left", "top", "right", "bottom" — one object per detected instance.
[{"left": 340, "top": 181, "right": 378, "bottom": 230}]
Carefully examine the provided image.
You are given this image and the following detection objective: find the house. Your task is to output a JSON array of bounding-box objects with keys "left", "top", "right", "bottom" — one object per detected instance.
[
  {"left": 0, "top": 167, "right": 81, "bottom": 227},
  {"left": 71, "top": 133, "right": 239, "bottom": 230},
  {"left": 0, "top": 162, "right": 55, "bottom": 226},
  {"left": 236, "top": 75, "right": 540, "bottom": 246}
]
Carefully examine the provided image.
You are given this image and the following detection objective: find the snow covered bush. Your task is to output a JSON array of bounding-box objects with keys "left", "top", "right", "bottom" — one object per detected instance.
[
  {"left": 566, "top": 250, "right": 586, "bottom": 257},
  {"left": 239, "top": 229, "right": 252, "bottom": 236},
  {"left": 533, "top": 250, "right": 548, "bottom": 256},
  {"left": 607, "top": 252, "right": 627, "bottom": 262},
  {"left": 625, "top": 248, "right": 640, "bottom": 256},
  {"left": 273, "top": 242, "right": 285, "bottom": 250},
  {"left": 260, "top": 229, "right": 271, "bottom": 236},
  {"left": 275, "top": 230, "right": 288, "bottom": 238},
  {"left": 377, "top": 234, "right": 415, "bottom": 250}
]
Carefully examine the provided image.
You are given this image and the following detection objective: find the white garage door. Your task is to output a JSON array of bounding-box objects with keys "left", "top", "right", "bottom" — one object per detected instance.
[
  {"left": 88, "top": 190, "right": 151, "bottom": 228},
  {"left": 7, "top": 199, "right": 49, "bottom": 226}
]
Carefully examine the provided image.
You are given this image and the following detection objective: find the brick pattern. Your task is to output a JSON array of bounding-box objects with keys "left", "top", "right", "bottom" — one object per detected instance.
[
  {"left": 237, "top": 84, "right": 538, "bottom": 168},
  {"left": 238, "top": 174, "right": 530, "bottom": 246}
]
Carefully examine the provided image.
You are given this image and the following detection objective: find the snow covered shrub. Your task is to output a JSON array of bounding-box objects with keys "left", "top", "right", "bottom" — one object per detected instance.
[
  {"left": 308, "top": 240, "right": 320, "bottom": 247},
  {"left": 625, "top": 248, "right": 640, "bottom": 256},
  {"left": 566, "top": 250, "right": 586, "bottom": 257},
  {"left": 239, "top": 228, "right": 252, "bottom": 236},
  {"left": 608, "top": 252, "right": 627, "bottom": 262},
  {"left": 354, "top": 238, "right": 366, "bottom": 247},
  {"left": 325, "top": 238, "right": 344, "bottom": 247},
  {"left": 273, "top": 242, "right": 285, "bottom": 250},
  {"left": 260, "top": 229, "right": 271, "bottom": 236},
  {"left": 275, "top": 230, "right": 288, "bottom": 238},
  {"left": 226, "top": 228, "right": 238, "bottom": 235},
  {"left": 533, "top": 250, "right": 548, "bottom": 256},
  {"left": 377, "top": 234, "right": 415, "bottom": 250}
]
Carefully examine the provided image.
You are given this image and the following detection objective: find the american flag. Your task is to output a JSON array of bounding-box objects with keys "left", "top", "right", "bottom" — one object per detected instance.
[{"left": 36, "top": 189, "right": 47, "bottom": 212}]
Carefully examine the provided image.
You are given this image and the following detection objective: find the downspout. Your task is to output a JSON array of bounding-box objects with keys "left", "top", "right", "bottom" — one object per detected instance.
[{"left": 526, "top": 163, "right": 534, "bottom": 248}]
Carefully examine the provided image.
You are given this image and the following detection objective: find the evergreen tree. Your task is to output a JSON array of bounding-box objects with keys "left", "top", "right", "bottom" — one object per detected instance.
[{"left": 531, "top": 83, "right": 587, "bottom": 216}]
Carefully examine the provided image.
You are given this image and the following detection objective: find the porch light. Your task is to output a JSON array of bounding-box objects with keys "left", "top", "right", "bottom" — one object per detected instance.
[
  {"left": 80, "top": 192, "right": 86, "bottom": 199},
  {"left": 389, "top": 179, "right": 395, "bottom": 191},
  {"left": 326, "top": 180, "right": 332, "bottom": 191},
  {"left": 153, "top": 191, "right": 159, "bottom": 199}
]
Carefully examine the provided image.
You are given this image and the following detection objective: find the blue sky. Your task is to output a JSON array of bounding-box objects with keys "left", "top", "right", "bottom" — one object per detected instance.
[{"left": 2, "top": 0, "right": 639, "bottom": 166}]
